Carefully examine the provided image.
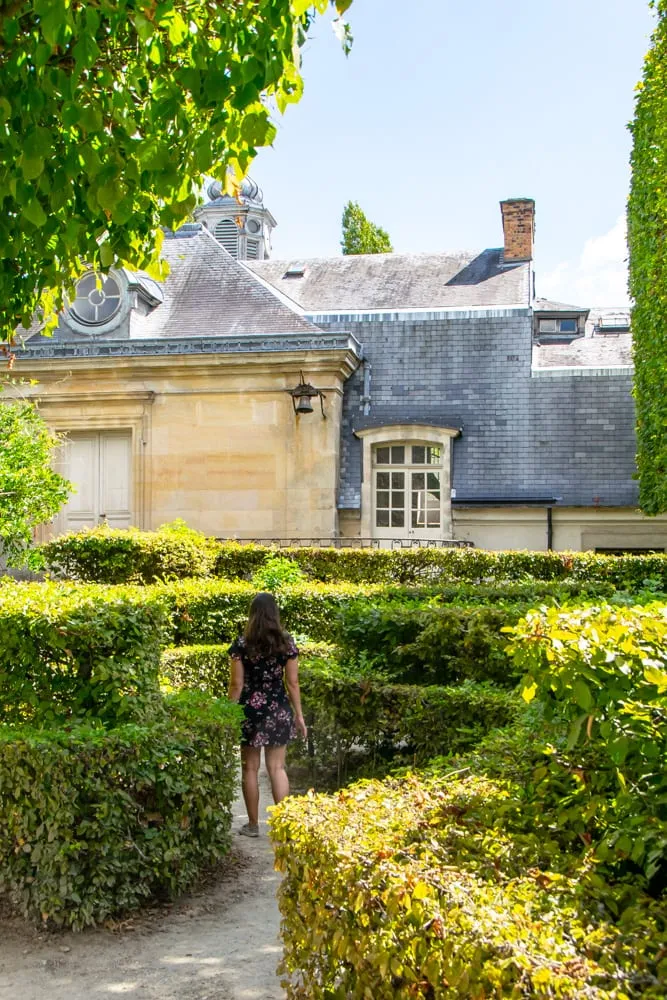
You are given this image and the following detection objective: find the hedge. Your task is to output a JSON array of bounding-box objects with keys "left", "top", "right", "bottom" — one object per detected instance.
[
  {"left": 40, "top": 527, "right": 667, "bottom": 589},
  {"left": 159, "top": 578, "right": 389, "bottom": 646},
  {"left": 160, "top": 644, "right": 518, "bottom": 782},
  {"left": 160, "top": 640, "right": 336, "bottom": 698},
  {"left": 0, "top": 582, "right": 168, "bottom": 726},
  {"left": 41, "top": 520, "right": 219, "bottom": 583},
  {"left": 0, "top": 692, "right": 242, "bottom": 929},
  {"left": 271, "top": 771, "right": 667, "bottom": 999},
  {"left": 507, "top": 601, "right": 667, "bottom": 885}
]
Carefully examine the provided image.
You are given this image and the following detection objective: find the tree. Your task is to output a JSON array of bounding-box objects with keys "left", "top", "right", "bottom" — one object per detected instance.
[
  {"left": 0, "top": 0, "right": 353, "bottom": 340},
  {"left": 628, "top": 0, "right": 667, "bottom": 515},
  {"left": 0, "top": 400, "right": 72, "bottom": 567},
  {"left": 341, "top": 201, "right": 393, "bottom": 255}
]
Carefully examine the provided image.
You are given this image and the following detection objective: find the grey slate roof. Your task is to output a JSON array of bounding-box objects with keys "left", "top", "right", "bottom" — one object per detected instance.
[
  {"left": 534, "top": 297, "right": 589, "bottom": 314},
  {"left": 137, "top": 227, "right": 321, "bottom": 338},
  {"left": 535, "top": 305, "right": 633, "bottom": 369},
  {"left": 249, "top": 249, "right": 531, "bottom": 312}
]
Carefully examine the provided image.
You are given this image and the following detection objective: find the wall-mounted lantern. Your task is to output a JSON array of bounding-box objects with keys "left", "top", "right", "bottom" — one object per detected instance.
[{"left": 287, "top": 371, "right": 326, "bottom": 418}]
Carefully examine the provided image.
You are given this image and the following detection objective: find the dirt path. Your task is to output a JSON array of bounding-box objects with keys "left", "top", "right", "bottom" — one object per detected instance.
[{"left": 0, "top": 772, "right": 285, "bottom": 1000}]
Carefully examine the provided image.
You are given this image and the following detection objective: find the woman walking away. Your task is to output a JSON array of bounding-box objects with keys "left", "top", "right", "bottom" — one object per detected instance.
[{"left": 228, "top": 592, "right": 307, "bottom": 837}]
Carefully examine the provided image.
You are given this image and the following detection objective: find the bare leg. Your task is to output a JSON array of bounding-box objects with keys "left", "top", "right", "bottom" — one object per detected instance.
[
  {"left": 265, "top": 745, "right": 290, "bottom": 804},
  {"left": 241, "top": 746, "right": 261, "bottom": 826}
]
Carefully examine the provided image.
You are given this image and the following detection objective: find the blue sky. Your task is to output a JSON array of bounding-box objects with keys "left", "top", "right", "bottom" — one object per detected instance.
[{"left": 250, "top": 0, "right": 655, "bottom": 306}]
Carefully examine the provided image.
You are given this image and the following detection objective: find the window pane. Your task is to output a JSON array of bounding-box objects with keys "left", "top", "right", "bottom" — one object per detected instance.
[
  {"left": 376, "top": 510, "right": 389, "bottom": 527},
  {"left": 376, "top": 491, "right": 389, "bottom": 509},
  {"left": 391, "top": 509, "right": 405, "bottom": 527},
  {"left": 392, "top": 491, "right": 405, "bottom": 509},
  {"left": 427, "top": 472, "right": 440, "bottom": 491},
  {"left": 412, "top": 473, "right": 425, "bottom": 490},
  {"left": 412, "top": 508, "right": 424, "bottom": 528},
  {"left": 426, "top": 508, "right": 441, "bottom": 527},
  {"left": 391, "top": 446, "right": 405, "bottom": 464},
  {"left": 376, "top": 472, "right": 389, "bottom": 489},
  {"left": 538, "top": 318, "right": 557, "bottom": 333},
  {"left": 412, "top": 446, "right": 425, "bottom": 464},
  {"left": 376, "top": 447, "right": 390, "bottom": 465},
  {"left": 391, "top": 472, "right": 405, "bottom": 489},
  {"left": 411, "top": 491, "right": 419, "bottom": 509},
  {"left": 559, "top": 318, "right": 577, "bottom": 333},
  {"left": 426, "top": 446, "right": 441, "bottom": 465}
]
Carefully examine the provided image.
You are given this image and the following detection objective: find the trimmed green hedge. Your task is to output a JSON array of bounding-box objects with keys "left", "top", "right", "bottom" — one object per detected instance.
[
  {"left": 159, "top": 578, "right": 388, "bottom": 645},
  {"left": 160, "top": 643, "right": 517, "bottom": 782},
  {"left": 41, "top": 526, "right": 667, "bottom": 588},
  {"left": 0, "top": 692, "right": 242, "bottom": 929},
  {"left": 0, "top": 582, "right": 168, "bottom": 726},
  {"left": 272, "top": 771, "right": 667, "bottom": 999},
  {"left": 41, "top": 521, "right": 219, "bottom": 584}
]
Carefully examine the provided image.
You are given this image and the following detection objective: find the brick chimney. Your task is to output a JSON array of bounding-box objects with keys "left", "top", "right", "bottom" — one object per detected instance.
[{"left": 500, "top": 198, "right": 535, "bottom": 262}]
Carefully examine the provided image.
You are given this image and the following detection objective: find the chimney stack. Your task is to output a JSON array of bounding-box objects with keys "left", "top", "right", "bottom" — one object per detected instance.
[{"left": 500, "top": 198, "right": 535, "bottom": 262}]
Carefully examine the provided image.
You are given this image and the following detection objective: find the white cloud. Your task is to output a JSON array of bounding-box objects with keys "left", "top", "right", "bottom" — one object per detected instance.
[{"left": 539, "top": 216, "right": 631, "bottom": 306}]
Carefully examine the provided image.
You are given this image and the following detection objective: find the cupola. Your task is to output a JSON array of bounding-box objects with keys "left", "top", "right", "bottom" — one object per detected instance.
[{"left": 194, "top": 177, "right": 276, "bottom": 260}]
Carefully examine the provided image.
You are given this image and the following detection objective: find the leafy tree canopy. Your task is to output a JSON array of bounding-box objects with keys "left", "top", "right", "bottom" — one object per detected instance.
[
  {"left": 0, "top": 400, "right": 72, "bottom": 567},
  {"left": 628, "top": 0, "right": 667, "bottom": 515},
  {"left": 0, "top": 0, "right": 353, "bottom": 340},
  {"left": 341, "top": 200, "right": 393, "bottom": 254}
]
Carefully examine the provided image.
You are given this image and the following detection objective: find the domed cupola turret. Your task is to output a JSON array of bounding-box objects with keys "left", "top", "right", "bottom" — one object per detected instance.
[{"left": 194, "top": 176, "right": 276, "bottom": 260}]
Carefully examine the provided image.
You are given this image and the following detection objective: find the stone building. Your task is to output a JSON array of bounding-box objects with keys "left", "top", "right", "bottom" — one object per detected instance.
[{"left": 12, "top": 183, "right": 667, "bottom": 552}]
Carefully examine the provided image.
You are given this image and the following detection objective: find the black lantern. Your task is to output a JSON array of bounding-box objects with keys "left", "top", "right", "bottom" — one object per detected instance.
[{"left": 287, "top": 371, "right": 326, "bottom": 418}]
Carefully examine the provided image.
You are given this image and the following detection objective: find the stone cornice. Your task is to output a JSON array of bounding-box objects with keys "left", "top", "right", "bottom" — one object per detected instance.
[{"left": 13, "top": 339, "right": 361, "bottom": 384}]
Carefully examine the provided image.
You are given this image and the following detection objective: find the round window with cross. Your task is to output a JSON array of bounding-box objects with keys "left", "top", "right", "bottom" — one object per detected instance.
[{"left": 70, "top": 271, "right": 123, "bottom": 327}]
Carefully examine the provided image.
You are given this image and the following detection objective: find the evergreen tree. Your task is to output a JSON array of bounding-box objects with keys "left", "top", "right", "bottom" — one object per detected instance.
[{"left": 341, "top": 201, "right": 393, "bottom": 255}]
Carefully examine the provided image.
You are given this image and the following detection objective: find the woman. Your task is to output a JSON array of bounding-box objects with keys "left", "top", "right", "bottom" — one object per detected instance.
[{"left": 228, "top": 592, "right": 307, "bottom": 837}]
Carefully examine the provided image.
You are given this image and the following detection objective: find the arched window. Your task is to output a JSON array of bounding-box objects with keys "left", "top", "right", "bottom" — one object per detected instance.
[{"left": 355, "top": 424, "right": 460, "bottom": 543}]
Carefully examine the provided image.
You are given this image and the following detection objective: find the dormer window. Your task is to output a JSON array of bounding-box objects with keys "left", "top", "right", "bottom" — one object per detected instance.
[{"left": 538, "top": 317, "right": 578, "bottom": 335}]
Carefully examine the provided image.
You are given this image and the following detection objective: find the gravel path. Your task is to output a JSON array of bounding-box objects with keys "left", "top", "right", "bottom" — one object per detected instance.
[{"left": 0, "top": 771, "right": 285, "bottom": 1000}]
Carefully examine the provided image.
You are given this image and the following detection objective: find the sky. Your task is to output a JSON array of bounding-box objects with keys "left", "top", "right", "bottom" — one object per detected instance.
[{"left": 248, "top": 0, "right": 656, "bottom": 307}]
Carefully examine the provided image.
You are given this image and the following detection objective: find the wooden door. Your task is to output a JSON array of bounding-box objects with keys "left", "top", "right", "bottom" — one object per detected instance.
[{"left": 59, "top": 431, "right": 132, "bottom": 532}]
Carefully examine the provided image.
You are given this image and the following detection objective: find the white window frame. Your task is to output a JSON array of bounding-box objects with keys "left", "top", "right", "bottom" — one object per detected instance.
[{"left": 355, "top": 423, "right": 460, "bottom": 540}]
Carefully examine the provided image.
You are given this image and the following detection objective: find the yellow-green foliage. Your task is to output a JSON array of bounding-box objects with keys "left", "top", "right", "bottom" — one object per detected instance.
[
  {"left": 271, "top": 773, "right": 667, "bottom": 999},
  {"left": 628, "top": 0, "right": 667, "bottom": 514},
  {"left": 507, "top": 602, "right": 667, "bottom": 880}
]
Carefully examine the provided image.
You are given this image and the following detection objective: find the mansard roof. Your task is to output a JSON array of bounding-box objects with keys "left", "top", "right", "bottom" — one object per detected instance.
[{"left": 248, "top": 248, "right": 531, "bottom": 312}]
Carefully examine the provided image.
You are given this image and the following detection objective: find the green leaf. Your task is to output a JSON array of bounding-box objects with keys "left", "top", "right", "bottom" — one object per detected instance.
[
  {"left": 572, "top": 678, "right": 593, "bottom": 711},
  {"left": 22, "top": 199, "right": 47, "bottom": 227}
]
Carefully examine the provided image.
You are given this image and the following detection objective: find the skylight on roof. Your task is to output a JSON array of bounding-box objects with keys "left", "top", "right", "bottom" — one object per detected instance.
[
  {"left": 598, "top": 314, "right": 631, "bottom": 332},
  {"left": 283, "top": 263, "right": 306, "bottom": 278}
]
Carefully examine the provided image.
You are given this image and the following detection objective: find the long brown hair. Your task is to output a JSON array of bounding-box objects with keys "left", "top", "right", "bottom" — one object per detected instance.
[{"left": 243, "top": 592, "right": 290, "bottom": 658}]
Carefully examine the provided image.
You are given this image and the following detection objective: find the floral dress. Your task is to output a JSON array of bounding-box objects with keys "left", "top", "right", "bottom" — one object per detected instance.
[{"left": 228, "top": 635, "right": 298, "bottom": 747}]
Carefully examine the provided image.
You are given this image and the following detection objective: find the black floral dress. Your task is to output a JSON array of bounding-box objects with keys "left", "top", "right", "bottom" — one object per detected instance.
[{"left": 228, "top": 635, "right": 298, "bottom": 748}]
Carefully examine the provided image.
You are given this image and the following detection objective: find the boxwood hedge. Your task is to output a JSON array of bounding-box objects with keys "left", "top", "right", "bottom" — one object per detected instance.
[
  {"left": 0, "top": 582, "right": 168, "bottom": 726},
  {"left": 40, "top": 526, "right": 667, "bottom": 589},
  {"left": 160, "top": 643, "right": 518, "bottom": 782},
  {"left": 0, "top": 692, "right": 243, "bottom": 929},
  {"left": 271, "top": 771, "right": 667, "bottom": 999}
]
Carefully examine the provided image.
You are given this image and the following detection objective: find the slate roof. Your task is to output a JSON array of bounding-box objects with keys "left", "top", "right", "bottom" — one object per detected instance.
[
  {"left": 137, "top": 227, "right": 321, "bottom": 338},
  {"left": 249, "top": 248, "right": 531, "bottom": 312},
  {"left": 534, "top": 305, "right": 633, "bottom": 368},
  {"left": 534, "top": 297, "right": 589, "bottom": 314}
]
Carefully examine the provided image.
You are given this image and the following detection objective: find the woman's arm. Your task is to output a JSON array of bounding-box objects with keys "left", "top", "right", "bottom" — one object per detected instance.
[
  {"left": 285, "top": 657, "right": 307, "bottom": 739},
  {"left": 228, "top": 656, "right": 244, "bottom": 703}
]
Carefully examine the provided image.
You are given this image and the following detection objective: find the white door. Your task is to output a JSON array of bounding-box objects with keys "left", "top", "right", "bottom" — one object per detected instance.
[
  {"left": 59, "top": 431, "right": 132, "bottom": 532},
  {"left": 372, "top": 443, "right": 443, "bottom": 544}
]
